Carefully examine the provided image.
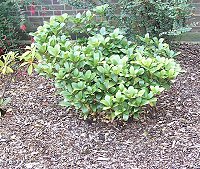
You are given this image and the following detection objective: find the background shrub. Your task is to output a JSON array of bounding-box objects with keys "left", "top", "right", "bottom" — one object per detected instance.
[
  {"left": 30, "top": 6, "right": 181, "bottom": 121},
  {"left": 63, "top": 0, "right": 192, "bottom": 41},
  {"left": 0, "top": 0, "right": 44, "bottom": 54},
  {"left": 0, "top": 0, "right": 26, "bottom": 53}
]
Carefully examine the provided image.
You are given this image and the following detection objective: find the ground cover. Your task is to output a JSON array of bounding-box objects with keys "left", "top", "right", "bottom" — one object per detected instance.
[{"left": 0, "top": 43, "right": 199, "bottom": 168}]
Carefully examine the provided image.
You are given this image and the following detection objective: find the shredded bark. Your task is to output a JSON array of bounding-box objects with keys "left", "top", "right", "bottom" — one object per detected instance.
[{"left": 0, "top": 44, "right": 199, "bottom": 169}]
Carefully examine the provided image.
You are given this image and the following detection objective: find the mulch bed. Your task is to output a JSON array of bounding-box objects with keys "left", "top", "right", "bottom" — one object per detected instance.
[{"left": 0, "top": 44, "right": 199, "bottom": 169}]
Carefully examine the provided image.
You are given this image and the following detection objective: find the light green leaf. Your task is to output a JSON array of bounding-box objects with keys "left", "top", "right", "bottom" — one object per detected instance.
[
  {"left": 59, "top": 100, "right": 71, "bottom": 107},
  {"left": 27, "top": 64, "right": 33, "bottom": 75},
  {"left": 6, "top": 67, "right": 14, "bottom": 74},
  {"left": 47, "top": 44, "right": 60, "bottom": 56},
  {"left": 116, "top": 91, "right": 122, "bottom": 99},
  {"left": 20, "top": 62, "right": 29, "bottom": 67},
  {"left": 76, "top": 13, "right": 82, "bottom": 19},
  {"left": 137, "top": 89, "right": 145, "bottom": 97},
  {"left": 127, "top": 86, "right": 138, "bottom": 96},
  {"left": 0, "top": 60, "right": 3, "bottom": 66},
  {"left": 97, "top": 66, "right": 104, "bottom": 73},
  {"left": 119, "top": 84, "right": 125, "bottom": 91},
  {"left": 20, "top": 51, "right": 31, "bottom": 60},
  {"left": 86, "top": 10, "right": 92, "bottom": 17},
  {"left": 130, "top": 66, "right": 135, "bottom": 75},
  {"left": 100, "top": 27, "right": 107, "bottom": 35},
  {"left": 123, "top": 112, "right": 129, "bottom": 121},
  {"left": 85, "top": 70, "right": 92, "bottom": 79},
  {"left": 168, "top": 69, "right": 175, "bottom": 77}
]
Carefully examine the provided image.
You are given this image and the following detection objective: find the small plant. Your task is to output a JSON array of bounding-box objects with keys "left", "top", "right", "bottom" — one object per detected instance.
[
  {"left": 19, "top": 44, "right": 42, "bottom": 75},
  {"left": 0, "top": 50, "right": 36, "bottom": 116},
  {"left": 0, "top": 51, "right": 18, "bottom": 116},
  {"left": 0, "top": 97, "right": 11, "bottom": 116},
  {"left": 29, "top": 6, "right": 182, "bottom": 121}
]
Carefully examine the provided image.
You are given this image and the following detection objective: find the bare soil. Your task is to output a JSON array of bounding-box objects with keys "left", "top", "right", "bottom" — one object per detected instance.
[{"left": 0, "top": 44, "right": 199, "bottom": 169}]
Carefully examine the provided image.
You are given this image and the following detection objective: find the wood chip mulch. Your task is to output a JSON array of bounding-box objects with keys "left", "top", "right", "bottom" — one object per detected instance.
[{"left": 0, "top": 44, "right": 199, "bottom": 169}]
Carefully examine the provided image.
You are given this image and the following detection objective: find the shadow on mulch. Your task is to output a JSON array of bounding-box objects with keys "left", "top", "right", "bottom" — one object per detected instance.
[{"left": 0, "top": 44, "right": 199, "bottom": 169}]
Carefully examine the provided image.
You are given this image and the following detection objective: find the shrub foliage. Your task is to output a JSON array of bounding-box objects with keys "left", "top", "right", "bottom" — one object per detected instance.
[
  {"left": 63, "top": 0, "right": 192, "bottom": 41},
  {"left": 0, "top": 0, "right": 26, "bottom": 53},
  {"left": 30, "top": 6, "right": 181, "bottom": 121}
]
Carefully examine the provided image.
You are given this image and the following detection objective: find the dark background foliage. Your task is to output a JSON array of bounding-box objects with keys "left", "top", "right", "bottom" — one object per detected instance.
[{"left": 62, "top": 0, "right": 192, "bottom": 41}]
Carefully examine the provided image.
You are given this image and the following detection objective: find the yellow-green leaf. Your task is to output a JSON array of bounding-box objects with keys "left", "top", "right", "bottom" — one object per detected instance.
[{"left": 27, "top": 64, "right": 33, "bottom": 75}]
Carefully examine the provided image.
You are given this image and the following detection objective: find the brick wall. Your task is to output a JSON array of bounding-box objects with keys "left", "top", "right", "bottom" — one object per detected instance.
[
  {"left": 25, "top": 0, "right": 200, "bottom": 32},
  {"left": 191, "top": 0, "right": 200, "bottom": 32},
  {"left": 24, "top": 0, "right": 87, "bottom": 31}
]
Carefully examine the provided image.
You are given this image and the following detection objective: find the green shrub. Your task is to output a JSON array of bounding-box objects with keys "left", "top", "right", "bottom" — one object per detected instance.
[
  {"left": 63, "top": 0, "right": 192, "bottom": 41},
  {"left": 30, "top": 6, "right": 181, "bottom": 121}
]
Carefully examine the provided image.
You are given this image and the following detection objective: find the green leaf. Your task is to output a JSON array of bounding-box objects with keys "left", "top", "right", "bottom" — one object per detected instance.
[
  {"left": 143, "top": 58, "right": 152, "bottom": 67},
  {"left": 91, "top": 104, "right": 97, "bottom": 112},
  {"left": 59, "top": 100, "right": 71, "bottom": 107},
  {"left": 1, "top": 97, "right": 11, "bottom": 106},
  {"left": 116, "top": 91, "right": 122, "bottom": 100},
  {"left": 20, "top": 62, "right": 28, "bottom": 67},
  {"left": 127, "top": 86, "right": 138, "bottom": 97},
  {"left": 119, "top": 84, "right": 125, "bottom": 91},
  {"left": 100, "top": 27, "right": 107, "bottom": 35},
  {"left": 130, "top": 66, "right": 135, "bottom": 75},
  {"left": 47, "top": 44, "right": 60, "bottom": 56},
  {"left": 38, "top": 44, "right": 47, "bottom": 53},
  {"left": 93, "top": 52, "right": 100, "bottom": 65},
  {"left": 137, "top": 89, "right": 145, "bottom": 97},
  {"left": 77, "top": 81, "right": 85, "bottom": 89},
  {"left": 97, "top": 66, "right": 104, "bottom": 73},
  {"left": 123, "top": 112, "right": 129, "bottom": 121},
  {"left": 72, "top": 83, "right": 79, "bottom": 91},
  {"left": 67, "top": 84, "right": 73, "bottom": 93},
  {"left": 168, "top": 69, "right": 174, "bottom": 77},
  {"left": 147, "top": 92, "right": 154, "bottom": 99},
  {"left": 0, "top": 60, "right": 3, "bottom": 66},
  {"left": 73, "top": 68, "right": 79, "bottom": 77},
  {"left": 20, "top": 51, "right": 31, "bottom": 60},
  {"left": 112, "top": 28, "right": 120, "bottom": 37},
  {"left": 111, "top": 74, "right": 118, "bottom": 82},
  {"left": 62, "top": 13, "right": 69, "bottom": 20},
  {"left": 108, "top": 81, "right": 115, "bottom": 89},
  {"left": 149, "top": 98, "right": 157, "bottom": 106},
  {"left": 137, "top": 68, "right": 145, "bottom": 75},
  {"left": 110, "top": 55, "right": 120, "bottom": 65},
  {"left": 75, "top": 91, "right": 83, "bottom": 100},
  {"left": 85, "top": 70, "right": 92, "bottom": 79},
  {"left": 101, "top": 100, "right": 110, "bottom": 108},
  {"left": 76, "top": 13, "right": 82, "bottom": 19},
  {"left": 101, "top": 95, "right": 112, "bottom": 107},
  {"left": 86, "top": 10, "right": 92, "bottom": 17},
  {"left": 141, "top": 99, "right": 149, "bottom": 106},
  {"left": 133, "top": 112, "right": 139, "bottom": 119},
  {"left": 6, "top": 67, "right": 13, "bottom": 74},
  {"left": 150, "top": 86, "right": 164, "bottom": 94},
  {"left": 105, "top": 95, "right": 111, "bottom": 103},
  {"left": 135, "top": 97, "right": 142, "bottom": 106}
]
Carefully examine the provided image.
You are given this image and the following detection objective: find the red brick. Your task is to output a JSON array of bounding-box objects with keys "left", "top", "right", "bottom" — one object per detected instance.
[
  {"left": 53, "top": 0, "right": 60, "bottom": 4},
  {"left": 54, "top": 11, "right": 62, "bottom": 15},
  {"left": 39, "top": 10, "right": 54, "bottom": 16},
  {"left": 62, "top": 10, "right": 76, "bottom": 15},
  {"left": 42, "top": 0, "right": 52, "bottom": 5}
]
